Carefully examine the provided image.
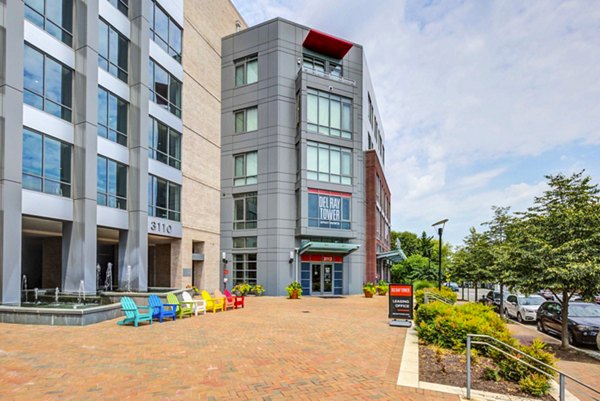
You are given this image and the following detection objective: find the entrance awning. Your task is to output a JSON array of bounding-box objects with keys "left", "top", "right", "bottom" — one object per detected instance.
[
  {"left": 299, "top": 241, "right": 360, "bottom": 255},
  {"left": 376, "top": 249, "right": 407, "bottom": 263}
]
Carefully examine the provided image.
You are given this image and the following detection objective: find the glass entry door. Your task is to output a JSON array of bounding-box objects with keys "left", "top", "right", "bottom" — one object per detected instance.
[{"left": 311, "top": 263, "right": 334, "bottom": 295}]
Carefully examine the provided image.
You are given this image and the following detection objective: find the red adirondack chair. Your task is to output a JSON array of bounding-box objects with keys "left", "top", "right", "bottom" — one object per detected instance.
[{"left": 224, "top": 289, "right": 244, "bottom": 309}]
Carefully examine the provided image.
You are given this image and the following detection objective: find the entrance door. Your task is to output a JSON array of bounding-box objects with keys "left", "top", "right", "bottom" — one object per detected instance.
[
  {"left": 312, "top": 264, "right": 321, "bottom": 293},
  {"left": 322, "top": 264, "right": 333, "bottom": 294}
]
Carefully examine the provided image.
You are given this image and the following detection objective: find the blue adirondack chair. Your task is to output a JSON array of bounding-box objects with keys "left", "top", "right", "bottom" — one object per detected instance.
[
  {"left": 148, "top": 294, "right": 177, "bottom": 322},
  {"left": 117, "top": 296, "right": 153, "bottom": 327}
]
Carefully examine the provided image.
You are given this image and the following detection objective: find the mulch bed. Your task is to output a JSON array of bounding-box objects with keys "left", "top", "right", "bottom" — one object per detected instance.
[{"left": 419, "top": 343, "right": 554, "bottom": 400}]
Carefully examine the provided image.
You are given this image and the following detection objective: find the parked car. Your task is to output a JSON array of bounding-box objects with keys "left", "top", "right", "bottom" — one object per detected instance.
[
  {"left": 538, "top": 289, "right": 554, "bottom": 300},
  {"left": 480, "top": 290, "right": 508, "bottom": 312},
  {"left": 536, "top": 301, "right": 600, "bottom": 346},
  {"left": 445, "top": 282, "right": 459, "bottom": 292},
  {"left": 504, "top": 294, "right": 545, "bottom": 323}
]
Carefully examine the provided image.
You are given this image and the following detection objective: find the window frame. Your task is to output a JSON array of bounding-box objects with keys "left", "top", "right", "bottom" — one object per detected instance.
[
  {"left": 97, "top": 86, "right": 128, "bottom": 146},
  {"left": 149, "top": 0, "right": 183, "bottom": 63},
  {"left": 303, "top": 54, "right": 343, "bottom": 77},
  {"left": 148, "top": 117, "right": 182, "bottom": 170},
  {"left": 233, "top": 192, "right": 257, "bottom": 230},
  {"left": 22, "top": 127, "right": 72, "bottom": 198},
  {"left": 149, "top": 58, "right": 182, "bottom": 118},
  {"left": 306, "top": 88, "right": 352, "bottom": 139},
  {"left": 234, "top": 106, "right": 258, "bottom": 134},
  {"left": 232, "top": 253, "right": 257, "bottom": 285},
  {"left": 234, "top": 55, "right": 258, "bottom": 86},
  {"left": 148, "top": 174, "right": 181, "bottom": 222},
  {"left": 233, "top": 151, "right": 258, "bottom": 186},
  {"left": 232, "top": 236, "right": 258, "bottom": 249},
  {"left": 97, "top": 155, "right": 128, "bottom": 210},
  {"left": 98, "top": 18, "right": 129, "bottom": 83},
  {"left": 24, "top": 0, "right": 73, "bottom": 47},
  {"left": 107, "top": 0, "right": 128, "bottom": 16},
  {"left": 23, "top": 43, "right": 73, "bottom": 122},
  {"left": 306, "top": 141, "right": 352, "bottom": 185}
]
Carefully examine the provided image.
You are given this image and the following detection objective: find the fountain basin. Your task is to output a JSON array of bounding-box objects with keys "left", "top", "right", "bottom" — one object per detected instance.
[{"left": 0, "top": 303, "right": 122, "bottom": 326}]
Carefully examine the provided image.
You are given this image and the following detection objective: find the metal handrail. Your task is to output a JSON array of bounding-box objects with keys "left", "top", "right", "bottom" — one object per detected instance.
[
  {"left": 466, "top": 334, "right": 600, "bottom": 401},
  {"left": 423, "top": 291, "right": 453, "bottom": 305},
  {"left": 300, "top": 66, "right": 357, "bottom": 86}
]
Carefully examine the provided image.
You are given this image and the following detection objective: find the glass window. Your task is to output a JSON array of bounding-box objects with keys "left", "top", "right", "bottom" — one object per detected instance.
[
  {"left": 233, "top": 236, "right": 257, "bottom": 249},
  {"left": 306, "top": 89, "right": 352, "bottom": 139},
  {"left": 232, "top": 253, "right": 257, "bottom": 285},
  {"left": 22, "top": 128, "right": 71, "bottom": 197},
  {"left": 107, "top": 0, "right": 128, "bottom": 15},
  {"left": 98, "top": 19, "right": 128, "bottom": 83},
  {"left": 306, "top": 142, "right": 352, "bottom": 185},
  {"left": 234, "top": 55, "right": 258, "bottom": 86},
  {"left": 25, "top": 0, "right": 73, "bottom": 47},
  {"left": 233, "top": 192, "right": 257, "bottom": 230},
  {"left": 23, "top": 44, "right": 73, "bottom": 122},
  {"left": 150, "top": 1, "right": 183, "bottom": 63},
  {"left": 97, "top": 156, "right": 127, "bottom": 210},
  {"left": 234, "top": 107, "right": 258, "bottom": 133},
  {"left": 148, "top": 117, "right": 182, "bottom": 169},
  {"left": 149, "top": 59, "right": 182, "bottom": 118},
  {"left": 98, "top": 87, "right": 128, "bottom": 146},
  {"left": 307, "top": 191, "right": 351, "bottom": 229},
  {"left": 148, "top": 175, "right": 181, "bottom": 221},
  {"left": 233, "top": 152, "right": 258, "bottom": 186}
]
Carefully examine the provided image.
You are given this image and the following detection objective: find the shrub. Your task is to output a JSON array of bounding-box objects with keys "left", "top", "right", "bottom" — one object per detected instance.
[
  {"left": 362, "top": 282, "right": 376, "bottom": 295},
  {"left": 519, "top": 373, "right": 552, "bottom": 396},
  {"left": 376, "top": 280, "right": 389, "bottom": 295},
  {"left": 285, "top": 281, "right": 303, "bottom": 298},
  {"left": 413, "top": 280, "right": 436, "bottom": 291},
  {"left": 251, "top": 284, "right": 265, "bottom": 296},
  {"left": 483, "top": 367, "right": 499, "bottom": 382},
  {"left": 497, "top": 339, "right": 555, "bottom": 382},
  {"left": 232, "top": 283, "right": 251, "bottom": 296},
  {"left": 415, "top": 287, "right": 458, "bottom": 305}
]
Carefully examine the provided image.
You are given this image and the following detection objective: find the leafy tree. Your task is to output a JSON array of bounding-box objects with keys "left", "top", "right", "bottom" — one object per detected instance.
[
  {"left": 450, "top": 227, "right": 494, "bottom": 300},
  {"left": 391, "top": 254, "right": 436, "bottom": 283},
  {"left": 391, "top": 231, "right": 419, "bottom": 256},
  {"left": 509, "top": 171, "right": 600, "bottom": 349}
]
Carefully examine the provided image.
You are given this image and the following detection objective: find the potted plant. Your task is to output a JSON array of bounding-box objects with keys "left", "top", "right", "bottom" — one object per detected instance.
[
  {"left": 251, "top": 284, "right": 265, "bottom": 296},
  {"left": 376, "top": 280, "right": 389, "bottom": 296},
  {"left": 363, "top": 282, "right": 376, "bottom": 298},
  {"left": 232, "top": 283, "right": 251, "bottom": 296},
  {"left": 286, "top": 281, "right": 303, "bottom": 299}
]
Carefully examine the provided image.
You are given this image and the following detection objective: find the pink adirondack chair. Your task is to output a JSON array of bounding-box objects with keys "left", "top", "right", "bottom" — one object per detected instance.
[{"left": 224, "top": 289, "right": 245, "bottom": 309}]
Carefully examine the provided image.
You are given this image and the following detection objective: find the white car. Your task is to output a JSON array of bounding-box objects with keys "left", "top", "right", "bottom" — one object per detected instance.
[{"left": 504, "top": 294, "right": 545, "bottom": 323}]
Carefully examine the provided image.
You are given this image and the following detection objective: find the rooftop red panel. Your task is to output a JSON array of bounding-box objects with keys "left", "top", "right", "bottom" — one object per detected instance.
[{"left": 302, "top": 29, "right": 353, "bottom": 59}]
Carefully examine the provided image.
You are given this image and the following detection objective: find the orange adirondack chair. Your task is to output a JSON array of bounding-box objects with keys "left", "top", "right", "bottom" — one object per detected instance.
[
  {"left": 224, "top": 289, "right": 245, "bottom": 309},
  {"left": 215, "top": 289, "right": 235, "bottom": 310},
  {"left": 201, "top": 290, "right": 224, "bottom": 313}
]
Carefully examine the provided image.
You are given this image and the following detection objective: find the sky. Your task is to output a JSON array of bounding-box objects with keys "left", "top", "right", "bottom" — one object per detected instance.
[{"left": 231, "top": 0, "right": 600, "bottom": 246}]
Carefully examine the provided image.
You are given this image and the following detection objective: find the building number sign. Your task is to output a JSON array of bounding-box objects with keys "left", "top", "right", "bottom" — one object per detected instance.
[{"left": 149, "top": 221, "right": 173, "bottom": 234}]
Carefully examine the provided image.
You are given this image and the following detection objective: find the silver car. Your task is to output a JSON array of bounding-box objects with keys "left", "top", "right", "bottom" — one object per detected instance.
[{"left": 505, "top": 294, "right": 545, "bottom": 323}]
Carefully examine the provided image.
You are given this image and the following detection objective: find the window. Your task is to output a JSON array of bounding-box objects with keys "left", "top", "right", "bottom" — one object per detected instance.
[
  {"left": 233, "top": 192, "right": 257, "bottom": 230},
  {"left": 235, "top": 55, "right": 258, "bottom": 86},
  {"left": 98, "top": 19, "right": 128, "bottom": 83},
  {"left": 22, "top": 128, "right": 71, "bottom": 197},
  {"left": 149, "top": 1, "right": 182, "bottom": 63},
  {"left": 303, "top": 55, "right": 343, "bottom": 77},
  {"left": 303, "top": 55, "right": 325, "bottom": 73},
  {"left": 306, "top": 88, "right": 352, "bottom": 139},
  {"left": 233, "top": 236, "right": 257, "bottom": 249},
  {"left": 107, "top": 0, "right": 128, "bottom": 15},
  {"left": 98, "top": 87, "right": 128, "bottom": 146},
  {"left": 368, "top": 135, "right": 373, "bottom": 150},
  {"left": 233, "top": 253, "right": 257, "bottom": 285},
  {"left": 368, "top": 94, "right": 373, "bottom": 126},
  {"left": 234, "top": 107, "right": 257, "bottom": 133},
  {"left": 97, "top": 156, "right": 127, "bottom": 210},
  {"left": 24, "top": 44, "right": 73, "bottom": 122},
  {"left": 148, "top": 117, "right": 182, "bottom": 169},
  {"left": 25, "top": 0, "right": 73, "bottom": 46},
  {"left": 308, "top": 191, "right": 351, "bottom": 229},
  {"left": 233, "top": 151, "right": 257, "bottom": 186},
  {"left": 148, "top": 175, "right": 181, "bottom": 221},
  {"left": 307, "top": 142, "right": 352, "bottom": 185},
  {"left": 149, "top": 59, "right": 182, "bottom": 118},
  {"left": 376, "top": 174, "right": 381, "bottom": 205}
]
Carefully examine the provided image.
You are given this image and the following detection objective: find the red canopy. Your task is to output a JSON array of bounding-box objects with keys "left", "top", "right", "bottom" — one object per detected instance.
[{"left": 302, "top": 29, "right": 353, "bottom": 59}]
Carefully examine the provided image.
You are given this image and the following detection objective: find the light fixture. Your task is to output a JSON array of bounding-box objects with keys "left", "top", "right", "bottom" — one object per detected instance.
[
  {"left": 222, "top": 252, "right": 228, "bottom": 264},
  {"left": 432, "top": 219, "right": 449, "bottom": 291},
  {"left": 289, "top": 250, "right": 294, "bottom": 264}
]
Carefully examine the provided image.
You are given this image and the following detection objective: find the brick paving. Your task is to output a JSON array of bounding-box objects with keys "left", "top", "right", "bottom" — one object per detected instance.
[{"left": 0, "top": 295, "right": 457, "bottom": 401}]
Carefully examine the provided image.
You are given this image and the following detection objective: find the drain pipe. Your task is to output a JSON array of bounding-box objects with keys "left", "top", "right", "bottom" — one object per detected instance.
[{"left": 294, "top": 248, "right": 300, "bottom": 282}]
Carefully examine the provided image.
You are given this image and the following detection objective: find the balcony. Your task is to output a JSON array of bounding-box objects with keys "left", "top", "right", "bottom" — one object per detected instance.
[{"left": 300, "top": 66, "right": 356, "bottom": 87}]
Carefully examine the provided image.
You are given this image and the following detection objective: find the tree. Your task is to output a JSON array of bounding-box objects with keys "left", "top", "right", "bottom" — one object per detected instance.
[
  {"left": 391, "top": 254, "right": 436, "bottom": 283},
  {"left": 418, "top": 231, "right": 434, "bottom": 258},
  {"left": 449, "top": 227, "right": 494, "bottom": 300},
  {"left": 391, "top": 231, "right": 419, "bottom": 256},
  {"left": 509, "top": 171, "right": 600, "bottom": 349}
]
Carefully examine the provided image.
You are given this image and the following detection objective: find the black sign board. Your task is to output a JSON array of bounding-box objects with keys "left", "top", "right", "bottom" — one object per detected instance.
[{"left": 388, "top": 283, "right": 413, "bottom": 320}]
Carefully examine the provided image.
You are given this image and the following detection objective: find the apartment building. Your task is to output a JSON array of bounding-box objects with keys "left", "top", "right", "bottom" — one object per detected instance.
[
  {"left": 220, "top": 18, "right": 392, "bottom": 296},
  {"left": 0, "top": 0, "right": 244, "bottom": 305}
]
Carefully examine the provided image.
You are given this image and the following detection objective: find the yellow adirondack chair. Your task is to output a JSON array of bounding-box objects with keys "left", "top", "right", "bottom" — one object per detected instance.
[
  {"left": 215, "top": 289, "right": 235, "bottom": 310},
  {"left": 201, "top": 290, "right": 224, "bottom": 313}
]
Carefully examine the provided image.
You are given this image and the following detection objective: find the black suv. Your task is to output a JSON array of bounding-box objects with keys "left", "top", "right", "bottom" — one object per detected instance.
[{"left": 536, "top": 301, "right": 600, "bottom": 346}]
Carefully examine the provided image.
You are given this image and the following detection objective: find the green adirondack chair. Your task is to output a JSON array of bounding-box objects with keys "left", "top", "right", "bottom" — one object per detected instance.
[
  {"left": 166, "top": 293, "right": 194, "bottom": 319},
  {"left": 117, "top": 296, "right": 153, "bottom": 327}
]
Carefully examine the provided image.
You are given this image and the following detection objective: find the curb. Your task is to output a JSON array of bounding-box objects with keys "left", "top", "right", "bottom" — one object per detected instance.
[{"left": 396, "top": 327, "right": 579, "bottom": 401}]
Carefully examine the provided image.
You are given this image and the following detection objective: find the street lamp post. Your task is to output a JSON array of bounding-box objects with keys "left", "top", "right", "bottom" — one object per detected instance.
[{"left": 432, "top": 219, "right": 448, "bottom": 291}]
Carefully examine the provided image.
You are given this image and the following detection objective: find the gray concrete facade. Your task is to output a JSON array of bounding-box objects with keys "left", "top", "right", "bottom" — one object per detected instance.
[{"left": 221, "top": 18, "right": 381, "bottom": 296}]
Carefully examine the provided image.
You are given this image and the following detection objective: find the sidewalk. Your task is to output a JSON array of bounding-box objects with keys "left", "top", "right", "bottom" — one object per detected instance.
[
  {"left": 508, "top": 322, "right": 600, "bottom": 401},
  {"left": 0, "top": 295, "right": 457, "bottom": 401}
]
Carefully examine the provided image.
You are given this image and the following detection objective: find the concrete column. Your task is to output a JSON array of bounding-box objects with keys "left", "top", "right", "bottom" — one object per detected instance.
[
  {"left": 0, "top": 0, "right": 24, "bottom": 305},
  {"left": 62, "top": 0, "right": 99, "bottom": 294},
  {"left": 118, "top": 1, "right": 150, "bottom": 291}
]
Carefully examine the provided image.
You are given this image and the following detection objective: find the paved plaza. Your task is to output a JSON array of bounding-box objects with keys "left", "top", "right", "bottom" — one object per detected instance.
[{"left": 0, "top": 295, "right": 457, "bottom": 401}]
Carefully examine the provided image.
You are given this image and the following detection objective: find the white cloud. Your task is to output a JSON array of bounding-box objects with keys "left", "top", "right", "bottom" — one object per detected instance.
[{"left": 232, "top": 0, "right": 600, "bottom": 244}]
